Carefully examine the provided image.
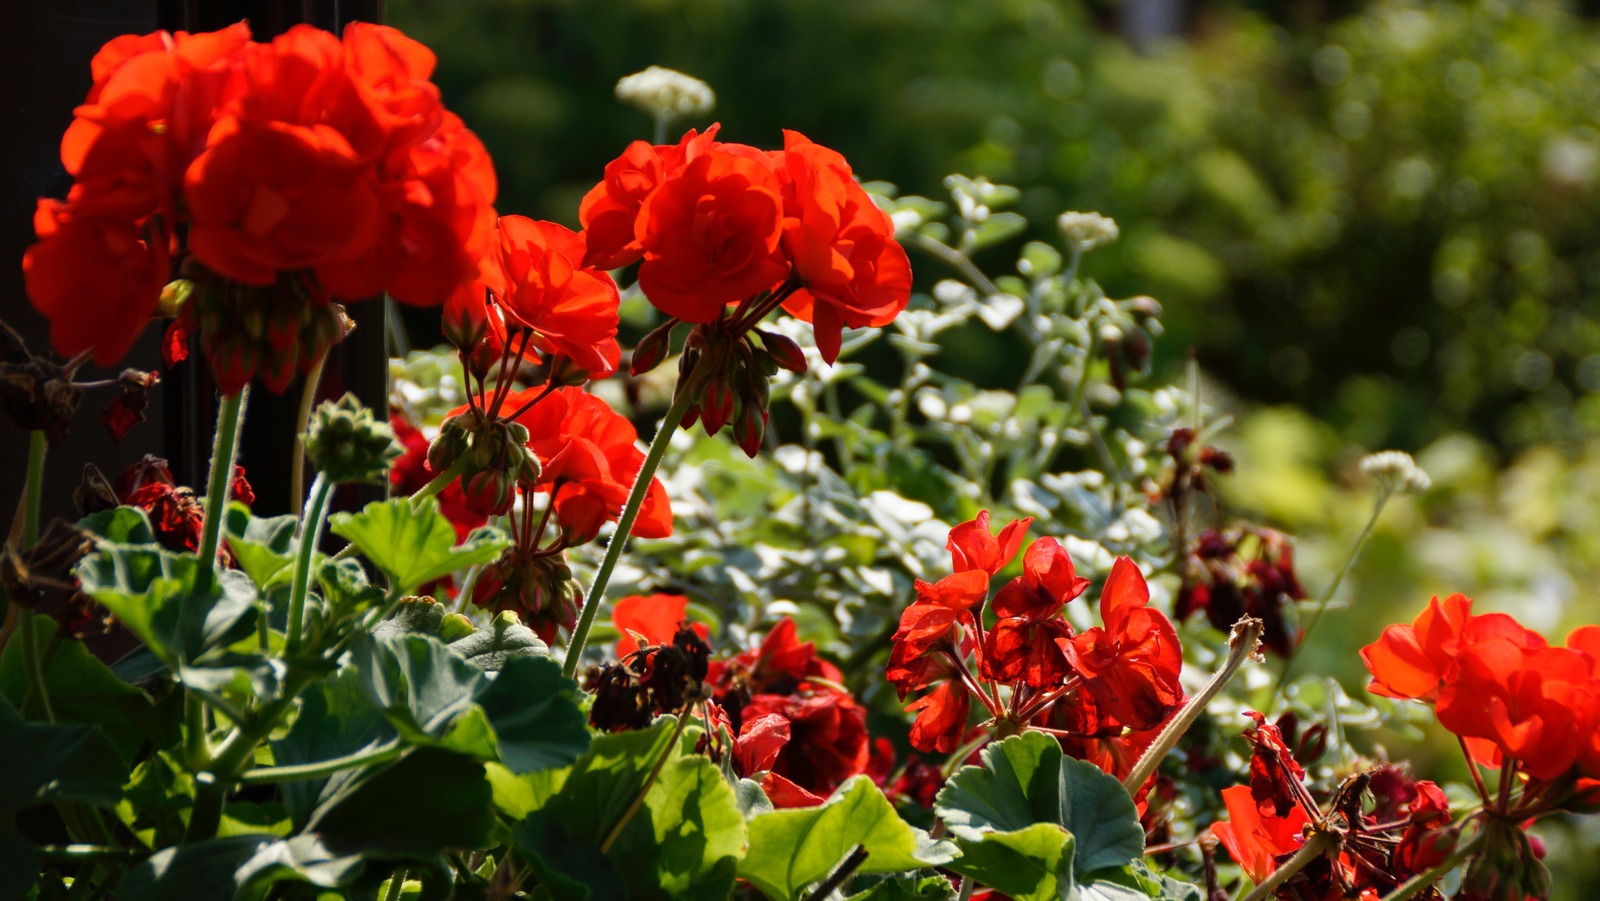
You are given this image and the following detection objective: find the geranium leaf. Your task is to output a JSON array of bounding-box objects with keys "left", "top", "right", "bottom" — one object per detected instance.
[
  {"left": 223, "top": 503, "right": 299, "bottom": 590},
  {"left": 935, "top": 732, "right": 1146, "bottom": 900},
  {"left": 510, "top": 716, "right": 746, "bottom": 900},
  {"left": 119, "top": 833, "right": 368, "bottom": 901},
  {"left": 0, "top": 617, "right": 149, "bottom": 763},
  {"left": 738, "top": 776, "right": 958, "bottom": 901},
  {"left": 470, "top": 654, "right": 588, "bottom": 773},
  {"left": 75, "top": 545, "right": 258, "bottom": 667},
  {"left": 78, "top": 505, "right": 156, "bottom": 544},
  {"left": 0, "top": 698, "right": 125, "bottom": 815},
  {"left": 446, "top": 610, "right": 549, "bottom": 671},
  {"left": 845, "top": 873, "right": 958, "bottom": 900},
  {"left": 329, "top": 498, "right": 509, "bottom": 596},
  {"left": 308, "top": 746, "right": 495, "bottom": 856}
]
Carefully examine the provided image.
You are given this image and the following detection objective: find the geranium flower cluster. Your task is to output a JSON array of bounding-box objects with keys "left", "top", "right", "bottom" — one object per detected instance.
[
  {"left": 887, "top": 512, "right": 1185, "bottom": 787},
  {"left": 583, "top": 126, "right": 912, "bottom": 454},
  {"left": 23, "top": 21, "right": 496, "bottom": 394},
  {"left": 1363, "top": 594, "right": 1600, "bottom": 799}
]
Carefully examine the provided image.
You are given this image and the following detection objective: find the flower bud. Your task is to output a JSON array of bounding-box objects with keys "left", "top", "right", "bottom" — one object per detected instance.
[
  {"left": 463, "top": 469, "right": 515, "bottom": 517},
  {"left": 303, "top": 393, "right": 403, "bottom": 484},
  {"left": 631, "top": 319, "right": 677, "bottom": 377},
  {"left": 700, "top": 377, "right": 735, "bottom": 435},
  {"left": 756, "top": 329, "right": 807, "bottom": 374},
  {"left": 733, "top": 397, "right": 767, "bottom": 457},
  {"left": 158, "top": 279, "right": 195, "bottom": 318},
  {"left": 428, "top": 415, "right": 471, "bottom": 474},
  {"left": 444, "top": 286, "right": 490, "bottom": 351}
]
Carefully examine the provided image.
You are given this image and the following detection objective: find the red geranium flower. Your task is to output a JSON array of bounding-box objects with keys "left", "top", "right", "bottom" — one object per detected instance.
[
  {"left": 611, "top": 593, "right": 709, "bottom": 657},
  {"left": 1211, "top": 784, "right": 1314, "bottom": 885},
  {"left": 946, "top": 510, "right": 1033, "bottom": 577},
  {"left": 1435, "top": 640, "right": 1596, "bottom": 780},
  {"left": 979, "top": 537, "right": 1088, "bottom": 687},
  {"left": 905, "top": 678, "right": 971, "bottom": 755},
  {"left": 774, "top": 131, "right": 912, "bottom": 364},
  {"left": 1360, "top": 593, "right": 1547, "bottom": 703},
  {"left": 579, "top": 126, "right": 720, "bottom": 270},
  {"left": 634, "top": 147, "right": 788, "bottom": 323},
  {"left": 447, "top": 215, "right": 621, "bottom": 376},
  {"left": 1062, "top": 556, "right": 1184, "bottom": 732}
]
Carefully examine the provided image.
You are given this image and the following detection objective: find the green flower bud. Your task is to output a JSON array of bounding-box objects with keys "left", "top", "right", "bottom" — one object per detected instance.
[{"left": 303, "top": 392, "right": 403, "bottom": 485}]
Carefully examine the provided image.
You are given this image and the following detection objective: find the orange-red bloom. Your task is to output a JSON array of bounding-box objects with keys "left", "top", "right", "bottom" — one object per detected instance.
[
  {"left": 946, "top": 510, "right": 1033, "bottom": 577},
  {"left": 579, "top": 126, "right": 719, "bottom": 270},
  {"left": 774, "top": 131, "right": 912, "bottom": 364},
  {"left": 1360, "top": 593, "right": 1546, "bottom": 702},
  {"left": 447, "top": 216, "right": 621, "bottom": 376},
  {"left": 1211, "top": 784, "right": 1313, "bottom": 884},
  {"left": 1063, "top": 556, "right": 1184, "bottom": 731},
  {"left": 980, "top": 537, "right": 1087, "bottom": 687},
  {"left": 611, "top": 593, "right": 709, "bottom": 657},
  {"left": 635, "top": 148, "right": 788, "bottom": 322}
]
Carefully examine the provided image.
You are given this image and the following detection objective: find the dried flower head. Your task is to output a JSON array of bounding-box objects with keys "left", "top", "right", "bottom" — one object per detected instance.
[
  {"left": 1057, "top": 211, "right": 1120, "bottom": 253},
  {"left": 615, "top": 66, "right": 715, "bottom": 122},
  {"left": 1361, "top": 450, "right": 1431, "bottom": 495}
]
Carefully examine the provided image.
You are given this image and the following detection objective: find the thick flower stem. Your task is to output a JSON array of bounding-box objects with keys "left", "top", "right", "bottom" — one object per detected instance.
[
  {"left": 285, "top": 473, "right": 334, "bottom": 654},
  {"left": 409, "top": 456, "right": 468, "bottom": 509},
  {"left": 290, "top": 353, "right": 330, "bottom": 516},
  {"left": 1123, "top": 616, "right": 1264, "bottom": 795},
  {"left": 1238, "top": 830, "right": 1337, "bottom": 901},
  {"left": 16, "top": 431, "right": 55, "bottom": 723},
  {"left": 805, "top": 845, "right": 869, "bottom": 901},
  {"left": 1272, "top": 488, "right": 1391, "bottom": 701},
  {"left": 562, "top": 382, "right": 698, "bottom": 679},
  {"left": 237, "top": 743, "right": 401, "bottom": 785},
  {"left": 195, "top": 387, "right": 250, "bottom": 596}
]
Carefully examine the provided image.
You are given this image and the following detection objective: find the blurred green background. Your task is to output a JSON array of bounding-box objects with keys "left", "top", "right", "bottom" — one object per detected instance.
[{"left": 389, "top": 0, "right": 1600, "bottom": 891}]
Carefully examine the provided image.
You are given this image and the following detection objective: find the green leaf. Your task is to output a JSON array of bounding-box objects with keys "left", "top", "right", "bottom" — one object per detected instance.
[
  {"left": 0, "top": 617, "right": 149, "bottom": 763},
  {"left": 968, "top": 212, "right": 1028, "bottom": 251},
  {"left": 353, "top": 633, "right": 485, "bottom": 744},
  {"left": 373, "top": 595, "right": 448, "bottom": 639},
  {"left": 75, "top": 545, "right": 258, "bottom": 666},
  {"left": 270, "top": 669, "right": 398, "bottom": 827},
  {"left": 471, "top": 655, "right": 588, "bottom": 773},
  {"left": 316, "top": 556, "right": 384, "bottom": 619},
  {"left": 223, "top": 503, "right": 300, "bottom": 590},
  {"left": 942, "top": 824, "right": 1073, "bottom": 901},
  {"left": 845, "top": 873, "right": 958, "bottom": 901},
  {"left": 446, "top": 610, "right": 549, "bottom": 671},
  {"left": 329, "top": 498, "right": 510, "bottom": 596},
  {"left": 739, "top": 776, "right": 957, "bottom": 901},
  {"left": 78, "top": 505, "right": 155, "bottom": 544},
  {"left": 0, "top": 698, "right": 124, "bottom": 814},
  {"left": 511, "top": 716, "right": 746, "bottom": 900},
  {"left": 935, "top": 732, "right": 1146, "bottom": 901},
  {"left": 119, "top": 833, "right": 367, "bottom": 901},
  {"left": 308, "top": 747, "right": 495, "bottom": 856}
]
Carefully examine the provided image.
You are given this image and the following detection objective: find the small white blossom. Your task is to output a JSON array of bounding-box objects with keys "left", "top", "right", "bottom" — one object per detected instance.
[
  {"left": 1361, "top": 450, "right": 1431, "bottom": 494},
  {"left": 1056, "top": 211, "right": 1120, "bottom": 252},
  {"left": 615, "top": 66, "right": 715, "bottom": 122}
]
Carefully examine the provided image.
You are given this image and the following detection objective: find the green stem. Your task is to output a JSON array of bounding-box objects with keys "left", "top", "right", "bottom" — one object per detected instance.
[
  {"left": 1122, "top": 616, "right": 1264, "bottom": 795},
  {"left": 291, "top": 353, "right": 329, "bottom": 516},
  {"left": 1237, "top": 830, "right": 1337, "bottom": 901},
  {"left": 804, "top": 845, "right": 869, "bottom": 901},
  {"left": 1271, "top": 488, "right": 1391, "bottom": 702},
  {"left": 383, "top": 868, "right": 409, "bottom": 901},
  {"left": 196, "top": 387, "right": 249, "bottom": 595},
  {"left": 410, "top": 456, "right": 468, "bottom": 509},
  {"left": 286, "top": 473, "right": 334, "bottom": 654},
  {"left": 237, "top": 743, "right": 401, "bottom": 785},
  {"left": 12, "top": 440, "right": 55, "bottom": 723},
  {"left": 35, "top": 844, "right": 145, "bottom": 863},
  {"left": 562, "top": 381, "right": 698, "bottom": 679},
  {"left": 599, "top": 713, "right": 690, "bottom": 852},
  {"left": 22, "top": 429, "right": 46, "bottom": 546}
]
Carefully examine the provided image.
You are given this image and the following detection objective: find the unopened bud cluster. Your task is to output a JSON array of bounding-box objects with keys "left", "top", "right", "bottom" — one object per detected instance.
[
  {"left": 428, "top": 412, "right": 541, "bottom": 517},
  {"left": 176, "top": 269, "right": 353, "bottom": 394},
  {"left": 303, "top": 393, "right": 401, "bottom": 484},
  {"left": 472, "top": 551, "right": 581, "bottom": 645},
  {"left": 677, "top": 326, "right": 806, "bottom": 456}
]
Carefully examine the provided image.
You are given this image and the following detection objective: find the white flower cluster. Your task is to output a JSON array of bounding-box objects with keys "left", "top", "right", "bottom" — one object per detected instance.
[
  {"left": 1056, "top": 211, "right": 1120, "bottom": 252},
  {"left": 614, "top": 66, "right": 715, "bottom": 122},
  {"left": 1360, "top": 449, "right": 1432, "bottom": 495}
]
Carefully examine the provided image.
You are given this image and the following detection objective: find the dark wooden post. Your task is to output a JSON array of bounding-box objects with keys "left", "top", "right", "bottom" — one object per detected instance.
[{"left": 158, "top": 0, "right": 390, "bottom": 515}]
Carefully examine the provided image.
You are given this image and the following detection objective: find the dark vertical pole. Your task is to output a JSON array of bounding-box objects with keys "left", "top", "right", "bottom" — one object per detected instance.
[
  {"left": 1, "top": 2, "right": 163, "bottom": 532},
  {"left": 158, "top": 0, "right": 390, "bottom": 515}
]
